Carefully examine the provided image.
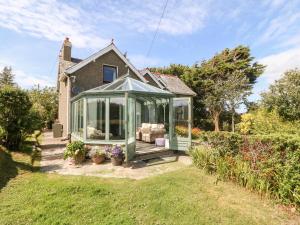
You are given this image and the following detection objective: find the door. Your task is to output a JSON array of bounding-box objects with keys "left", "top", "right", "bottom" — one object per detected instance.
[
  {"left": 126, "top": 96, "right": 136, "bottom": 161},
  {"left": 170, "top": 97, "right": 192, "bottom": 151}
]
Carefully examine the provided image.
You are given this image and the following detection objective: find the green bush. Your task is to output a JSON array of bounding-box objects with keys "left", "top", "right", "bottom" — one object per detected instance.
[
  {"left": 0, "top": 86, "right": 35, "bottom": 150},
  {"left": 28, "top": 86, "right": 58, "bottom": 129},
  {"left": 277, "top": 150, "right": 300, "bottom": 206},
  {"left": 191, "top": 131, "right": 300, "bottom": 207},
  {"left": 64, "top": 141, "right": 85, "bottom": 160},
  {"left": 198, "top": 131, "right": 243, "bottom": 156},
  {"left": 237, "top": 109, "right": 300, "bottom": 135}
]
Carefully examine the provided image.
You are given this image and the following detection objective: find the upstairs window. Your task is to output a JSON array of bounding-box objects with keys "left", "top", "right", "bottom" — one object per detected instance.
[{"left": 103, "top": 65, "right": 117, "bottom": 83}]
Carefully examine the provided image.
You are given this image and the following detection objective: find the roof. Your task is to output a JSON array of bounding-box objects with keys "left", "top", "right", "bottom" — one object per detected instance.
[
  {"left": 139, "top": 69, "right": 165, "bottom": 89},
  {"left": 72, "top": 75, "right": 174, "bottom": 101},
  {"left": 65, "top": 43, "right": 147, "bottom": 83},
  {"left": 143, "top": 71, "right": 196, "bottom": 96},
  {"left": 71, "top": 57, "right": 82, "bottom": 63}
]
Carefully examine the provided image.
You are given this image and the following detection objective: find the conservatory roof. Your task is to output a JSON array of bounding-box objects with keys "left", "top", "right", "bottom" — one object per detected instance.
[{"left": 72, "top": 76, "right": 174, "bottom": 101}]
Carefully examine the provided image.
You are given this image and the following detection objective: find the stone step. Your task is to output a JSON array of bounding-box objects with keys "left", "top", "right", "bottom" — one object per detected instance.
[{"left": 134, "top": 150, "right": 178, "bottom": 161}]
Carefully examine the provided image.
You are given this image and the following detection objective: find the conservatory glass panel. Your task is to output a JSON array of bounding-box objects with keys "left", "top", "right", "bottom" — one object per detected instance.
[
  {"left": 173, "top": 98, "right": 189, "bottom": 138},
  {"left": 109, "top": 97, "right": 125, "bottom": 140},
  {"left": 86, "top": 98, "right": 106, "bottom": 140},
  {"left": 127, "top": 97, "right": 136, "bottom": 160},
  {"left": 72, "top": 99, "right": 84, "bottom": 137},
  {"left": 157, "top": 98, "right": 169, "bottom": 132},
  {"left": 71, "top": 102, "right": 75, "bottom": 133},
  {"left": 136, "top": 101, "right": 142, "bottom": 129}
]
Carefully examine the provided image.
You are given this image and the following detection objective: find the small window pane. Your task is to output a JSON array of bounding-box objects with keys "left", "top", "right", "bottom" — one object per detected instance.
[
  {"left": 72, "top": 99, "right": 84, "bottom": 137},
  {"left": 109, "top": 97, "right": 125, "bottom": 140},
  {"left": 103, "top": 65, "right": 117, "bottom": 83},
  {"left": 87, "top": 98, "right": 106, "bottom": 140}
]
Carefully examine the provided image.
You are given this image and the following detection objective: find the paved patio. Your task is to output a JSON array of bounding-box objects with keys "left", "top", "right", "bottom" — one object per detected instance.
[{"left": 40, "top": 131, "right": 192, "bottom": 180}]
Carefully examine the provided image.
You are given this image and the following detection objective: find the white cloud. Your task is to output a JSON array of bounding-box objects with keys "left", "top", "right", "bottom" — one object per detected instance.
[
  {"left": 92, "top": 0, "right": 209, "bottom": 35},
  {"left": 259, "top": 47, "right": 300, "bottom": 84},
  {"left": 14, "top": 69, "right": 54, "bottom": 89},
  {"left": 0, "top": 58, "right": 54, "bottom": 89},
  {"left": 128, "top": 54, "right": 162, "bottom": 69},
  {"left": 0, "top": 0, "right": 210, "bottom": 49},
  {"left": 255, "top": 1, "right": 300, "bottom": 47},
  {"left": 0, "top": 0, "right": 110, "bottom": 49}
]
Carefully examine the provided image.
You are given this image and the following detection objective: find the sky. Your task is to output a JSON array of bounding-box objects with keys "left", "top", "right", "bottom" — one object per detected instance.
[{"left": 0, "top": 0, "right": 300, "bottom": 101}]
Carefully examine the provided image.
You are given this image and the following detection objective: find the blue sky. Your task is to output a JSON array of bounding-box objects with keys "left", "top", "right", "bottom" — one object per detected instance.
[{"left": 0, "top": 0, "right": 300, "bottom": 101}]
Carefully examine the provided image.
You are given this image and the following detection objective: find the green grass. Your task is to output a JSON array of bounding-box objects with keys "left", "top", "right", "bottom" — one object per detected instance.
[{"left": 0, "top": 145, "right": 299, "bottom": 225}]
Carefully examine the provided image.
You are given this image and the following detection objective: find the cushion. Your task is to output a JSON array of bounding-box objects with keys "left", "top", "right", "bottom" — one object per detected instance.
[
  {"left": 157, "top": 124, "right": 165, "bottom": 129},
  {"left": 151, "top": 124, "right": 158, "bottom": 128},
  {"left": 142, "top": 123, "right": 150, "bottom": 128}
]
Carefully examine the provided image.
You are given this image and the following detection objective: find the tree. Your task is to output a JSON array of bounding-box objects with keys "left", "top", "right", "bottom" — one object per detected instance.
[
  {"left": 0, "top": 86, "right": 34, "bottom": 149},
  {"left": 182, "top": 46, "right": 264, "bottom": 131},
  {"left": 28, "top": 85, "right": 58, "bottom": 129},
  {"left": 0, "top": 66, "right": 15, "bottom": 87},
  {"left": 149, "top": 64, "right": 189, "bottom": 77},
  {"left": 261, "top": 69, "right": 300, "bottom": 121},
  {"left": 223, "top": 71, "right": 251, "bottom": 132}
]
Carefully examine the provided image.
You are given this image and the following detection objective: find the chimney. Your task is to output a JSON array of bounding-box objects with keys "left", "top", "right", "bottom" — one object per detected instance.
[{"left": 60, "top": 37, "right": 72, "bottom": 61}]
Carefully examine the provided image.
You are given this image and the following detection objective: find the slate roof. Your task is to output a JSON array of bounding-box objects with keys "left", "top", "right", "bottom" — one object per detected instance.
[{"left": 151, "top": 72, "right": 196, "bottom": 96}]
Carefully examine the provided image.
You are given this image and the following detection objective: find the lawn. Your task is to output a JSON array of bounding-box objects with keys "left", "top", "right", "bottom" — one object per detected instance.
[{"left": 0, "top": 145, "right": 299, "bottom": 225}]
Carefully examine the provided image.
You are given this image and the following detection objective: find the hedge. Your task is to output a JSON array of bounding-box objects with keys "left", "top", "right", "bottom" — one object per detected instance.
[{"left": 191, "top": 132, "right": 300, "bottom": 208}]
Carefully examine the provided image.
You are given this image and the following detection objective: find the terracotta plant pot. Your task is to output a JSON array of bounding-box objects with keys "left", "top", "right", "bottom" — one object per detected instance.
[
  {"left": 111, "top": 157, "right": 123, "bottom": 166},
  {"left": 92, "top": 154, "right": 105, "bottom": 164},
  {"left": 73, "top": 153, "right": 85, "bottom": 165}
]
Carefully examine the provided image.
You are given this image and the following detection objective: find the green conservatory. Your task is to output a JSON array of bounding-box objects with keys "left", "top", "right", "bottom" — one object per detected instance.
[{"left": 70, "top": 76, "right": 193, "bottom": 162}]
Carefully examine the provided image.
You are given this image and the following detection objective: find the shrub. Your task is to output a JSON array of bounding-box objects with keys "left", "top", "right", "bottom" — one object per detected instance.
[
  {"left": 198, "top": 131, "right": 243, "bottom": 156},
  {"left": 0, "top": 86, "right": 34, "bottom": 150},
  {"left": 238, "top": 113, "right": 254, "bottom": 135},
  {"left": 237, "top": 109, "right": 300, "bottom": 135},
  {"left": 175, "top": 126, "right": 201, "bottom": 139},
  {"left": 28, "top": 86, "right": 58, "bottom": 129},
  {"left": 191, "top": 131, "right": 300, "bottom": 207},
  {"left": 277, "top": 150, "right": 300, "bottom": 206},
  {"left": 64, "top": 141, "right": 85, "bottom": 160},
  {"left": 192, "top": 127, "right": 201, "bottom": 139},
  {"left": 175, "top": 125, "right": 188, "bottom": 137}
]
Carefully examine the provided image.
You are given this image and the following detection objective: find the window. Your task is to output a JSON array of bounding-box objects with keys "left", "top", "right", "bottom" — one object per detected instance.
[
  {"left": 173, "top": 98, "right": 189, "bottom": 138},
  {"left": 109, "top": 97, "right": 125, "bottom": 140},
  {"left": 103, "top": 65, "right": 117, "bottom": 83},
  {"left": 86, "top": 98, "right": 106, "bottom": 140},
  {"left": 72, "top": 99, "right": 84, "bottom": 137}
]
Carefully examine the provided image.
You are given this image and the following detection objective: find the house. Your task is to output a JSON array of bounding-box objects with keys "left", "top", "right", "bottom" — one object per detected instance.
[{"left": 57, "top": 38, "right": 196, "bottom": 161}]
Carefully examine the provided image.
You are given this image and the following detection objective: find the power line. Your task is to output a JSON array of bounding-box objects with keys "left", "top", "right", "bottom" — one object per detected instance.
[{"left": 146, "top": 0, "right": 169, "bottom": 57}]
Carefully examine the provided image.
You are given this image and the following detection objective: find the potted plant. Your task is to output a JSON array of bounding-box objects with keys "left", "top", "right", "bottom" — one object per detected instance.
[
  {"left": 90, "top": 146, "right": 106, "bottom": 164},
  {"left": 105, "top": 145, "right": 124, "bottom": 166},
  {"left": 64, "top": 141, "right": 86, "bottom": 165}
]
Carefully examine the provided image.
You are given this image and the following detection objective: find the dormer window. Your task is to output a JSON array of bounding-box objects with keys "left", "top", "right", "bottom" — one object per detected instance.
[{"left": 103, "top": 65, "right": 117, "bottom": 83}]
